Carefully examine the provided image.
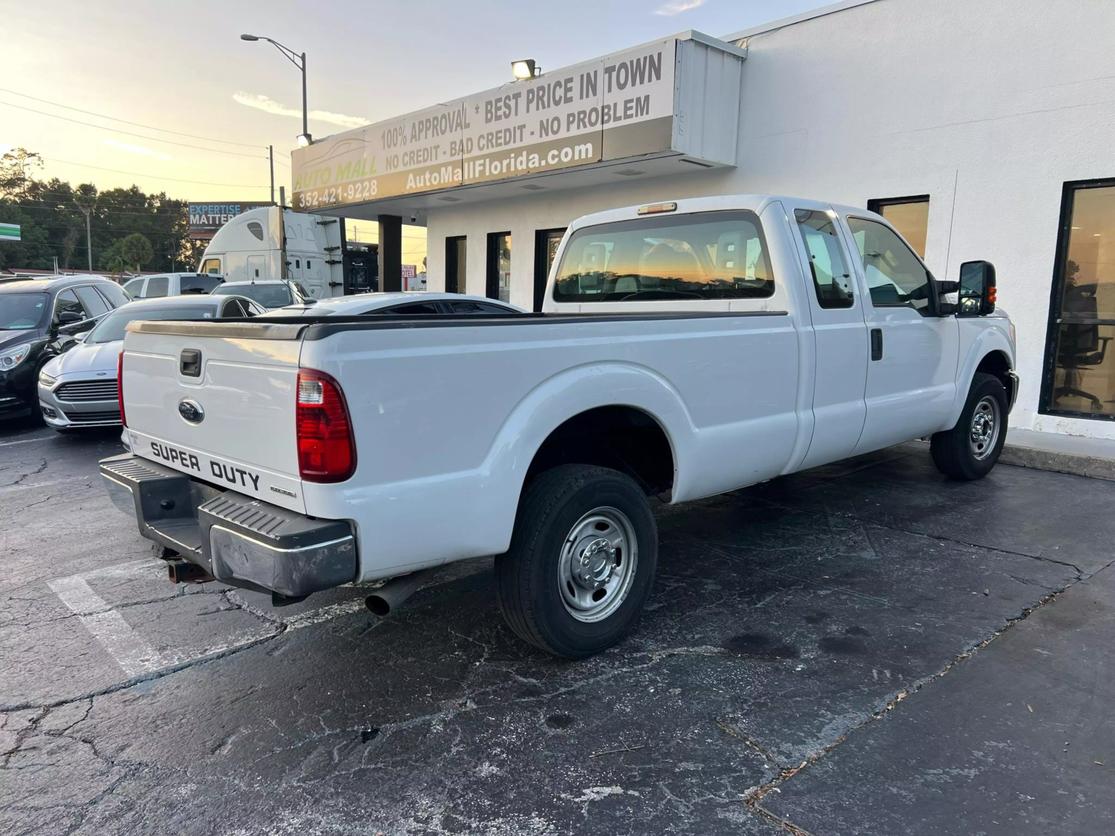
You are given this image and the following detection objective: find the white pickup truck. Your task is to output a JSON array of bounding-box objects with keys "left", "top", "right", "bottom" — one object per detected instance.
[{"left": 100, "top": 195, "right": 1017, "bottom": 657}]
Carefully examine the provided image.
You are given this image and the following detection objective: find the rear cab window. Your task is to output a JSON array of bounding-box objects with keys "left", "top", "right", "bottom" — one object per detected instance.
[
  {"left": 553, "top": 210, "right": 774, "bottom": 304},
  {"left": 145, "top": 276, "right": 170, "bottom": 298},
  {"left": 180, "top": 274, "right": 223, "bottom": 294}
]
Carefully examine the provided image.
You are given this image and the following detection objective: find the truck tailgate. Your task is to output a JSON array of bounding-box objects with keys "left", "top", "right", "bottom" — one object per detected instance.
[{"left": 121, "top": 321, "right": 307, "bottom": 513}]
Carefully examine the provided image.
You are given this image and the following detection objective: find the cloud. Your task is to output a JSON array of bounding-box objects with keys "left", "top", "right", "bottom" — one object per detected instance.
[
  {"left": 654, "top": 0, "right": 705, "bottom": 15},
  {"left": 233, "top": 92, "right": 370, "bottom": 129},
  {"left": 102, "top": 138, "right": 171, "bottom": 160}
]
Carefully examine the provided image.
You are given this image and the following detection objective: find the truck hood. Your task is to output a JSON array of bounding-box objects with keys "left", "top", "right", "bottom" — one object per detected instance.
[{"left": 48, "top": 339, "right": 122, "bottom": 378}]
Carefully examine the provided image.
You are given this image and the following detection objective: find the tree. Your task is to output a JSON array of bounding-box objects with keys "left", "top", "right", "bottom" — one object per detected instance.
[
  {"left": 0, "top": 148, "right": 42, "bottom": 197},
  {"left": 98, "top": 239, "right": 129, "bottom": 274},
  {"left": 118, "top": 233, "right": 154, "bottom": 272},
  {"left": 0, "top": 147, "right": 197, "bottom": 272}
]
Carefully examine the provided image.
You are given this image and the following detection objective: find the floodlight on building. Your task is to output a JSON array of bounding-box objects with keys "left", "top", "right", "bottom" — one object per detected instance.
[{"left": 511, "top": 59, "right": 540, "bottom": 80}]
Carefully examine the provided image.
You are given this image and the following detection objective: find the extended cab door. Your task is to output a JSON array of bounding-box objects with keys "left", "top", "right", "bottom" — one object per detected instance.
[
  {"left": 840, "top": 214, "right": 958, "bottom": 452},
  {"left": 787, "top": 204, "right": 870, "bottom": 469}
]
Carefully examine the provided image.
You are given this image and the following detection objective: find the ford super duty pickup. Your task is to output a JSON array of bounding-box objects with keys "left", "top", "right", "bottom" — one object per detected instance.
[{"left": 100, "top": 195, "right": 1017, "bottom": 657}]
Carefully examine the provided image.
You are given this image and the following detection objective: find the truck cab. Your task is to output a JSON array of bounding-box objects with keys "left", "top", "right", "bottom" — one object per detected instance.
[{"left": 198, "top": 206, "right": 344, "bottom": 300}]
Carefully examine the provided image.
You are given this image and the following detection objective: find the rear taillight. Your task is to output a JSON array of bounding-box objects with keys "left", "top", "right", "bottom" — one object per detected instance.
[
  {"left": 296, "top": 369, "right": 355, "bottom": 482},
  {"left": 117, "top": 351, "right": 127, "bottom": 427}
]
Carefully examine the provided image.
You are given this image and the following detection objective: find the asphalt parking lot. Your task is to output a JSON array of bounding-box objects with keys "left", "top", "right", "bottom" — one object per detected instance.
[{"left": 1, "top": 424, "right": 1112, "bottom": 835}]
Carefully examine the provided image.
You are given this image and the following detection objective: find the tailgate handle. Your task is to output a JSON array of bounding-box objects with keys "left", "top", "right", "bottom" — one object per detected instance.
[{"left": 180, "top": 349, "right": 202, "bottom": 377}]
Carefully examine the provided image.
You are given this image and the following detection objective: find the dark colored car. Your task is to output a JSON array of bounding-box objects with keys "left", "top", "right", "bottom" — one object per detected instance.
[{"left": 0, "top": 276, "right": 128, "bottom": 421}]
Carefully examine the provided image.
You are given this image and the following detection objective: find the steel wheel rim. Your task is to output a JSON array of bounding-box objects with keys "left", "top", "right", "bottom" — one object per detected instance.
[
  {"left": 557, "top": 506, "right": 638, "bottom": 623},
  {"left": 969, "top": 395, "right": 1001, "bottom": 460}
]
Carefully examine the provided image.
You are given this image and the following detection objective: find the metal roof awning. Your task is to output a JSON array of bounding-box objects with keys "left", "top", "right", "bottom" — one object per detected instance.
[{"left": 289, "top": 31, "right": 747, "bottom": 223}]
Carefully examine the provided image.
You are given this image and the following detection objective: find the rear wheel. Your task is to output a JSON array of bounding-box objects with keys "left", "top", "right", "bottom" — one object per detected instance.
[
  {"left": 930, "top": 373, "right": 1007, "bottom": 480},
  {"left": 495, "top": 465, "right": 658, "bottom": 658}
]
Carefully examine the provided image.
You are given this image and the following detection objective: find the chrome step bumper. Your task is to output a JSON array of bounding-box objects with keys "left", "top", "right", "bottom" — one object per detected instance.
[{"left": 99, "top": 453, "right": 356, "bottom": 598}]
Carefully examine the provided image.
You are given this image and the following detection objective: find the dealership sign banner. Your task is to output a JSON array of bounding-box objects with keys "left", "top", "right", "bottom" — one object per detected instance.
[
  {"left": 188, "top": 202, "right": 271, "bottom": 236},
  {"left": 0, "top": 222, "right": 20, "bottom": 242},
  {"left": 291, "top": 38, "right": 677, "bottom": 211}
]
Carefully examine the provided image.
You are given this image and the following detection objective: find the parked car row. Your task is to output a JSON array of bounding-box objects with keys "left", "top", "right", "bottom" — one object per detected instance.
[{"left": 0, "top": 273, "right": 523, "bottom": 434}]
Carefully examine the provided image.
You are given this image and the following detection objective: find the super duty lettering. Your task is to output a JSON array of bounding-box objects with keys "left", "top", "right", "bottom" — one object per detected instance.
[{"left": 101, "top": 194, "right": 1017, "bottom": 658}]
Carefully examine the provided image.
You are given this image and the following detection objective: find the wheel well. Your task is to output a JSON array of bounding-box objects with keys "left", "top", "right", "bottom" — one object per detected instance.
[
  {"left": 976, "top": 351, "right": 1013, "bottom": 401},
  {"left": 525, "top": 406, "right": 675, "bottom": 497}
]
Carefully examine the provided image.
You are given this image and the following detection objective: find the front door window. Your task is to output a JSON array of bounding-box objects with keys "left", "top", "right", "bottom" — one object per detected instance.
[{"left": 1043, "top": 180, "right": 1115, "bottom": 419}]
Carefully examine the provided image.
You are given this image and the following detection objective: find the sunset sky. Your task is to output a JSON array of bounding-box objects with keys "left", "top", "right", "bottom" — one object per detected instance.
[{"left": 3, "top": 0, "right": 828, "bottom": 258}]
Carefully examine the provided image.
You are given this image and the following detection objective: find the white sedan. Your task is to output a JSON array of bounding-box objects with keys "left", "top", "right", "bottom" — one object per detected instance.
[
  {"left": 258, "top": 292, "right": 524, "bottom": 318},
  {"left": 38, "top": 294, "right": 265, "bottom": 432}
]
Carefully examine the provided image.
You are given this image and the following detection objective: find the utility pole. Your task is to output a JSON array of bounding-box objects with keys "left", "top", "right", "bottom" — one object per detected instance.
[
  {"left": 269, "top": 145, "right": 275, "bottom": 204},
  {"left": 79, "top": 205, "right": 92, "bottom": 271},
  {"left": 73, "top": 188, "right": 96, "bottom": 272}
]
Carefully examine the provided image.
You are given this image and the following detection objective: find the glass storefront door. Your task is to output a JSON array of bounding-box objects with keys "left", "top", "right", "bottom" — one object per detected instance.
[
  {"left": 534, "top": 228, "right": 566, "bottom": 312},
  {"left": 1043, "top": 179, "right": 1115, "bottom": 420},
  {"left": 487, "top": 232, "right": 511, "bottom": 303}
]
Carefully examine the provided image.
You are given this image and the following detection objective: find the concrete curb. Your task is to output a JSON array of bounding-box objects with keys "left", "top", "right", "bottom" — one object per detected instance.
[{"left": 999, "top": 442, "right": 1115, "bottom": 482}]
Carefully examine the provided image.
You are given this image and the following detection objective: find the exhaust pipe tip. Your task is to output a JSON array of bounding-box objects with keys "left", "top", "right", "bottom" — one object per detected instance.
[
  {"left": 364, "top": 569, "right": 434, "bottom": 618},
  {"left": 365, "top": 595, "right": 392, "bottom": 617}
]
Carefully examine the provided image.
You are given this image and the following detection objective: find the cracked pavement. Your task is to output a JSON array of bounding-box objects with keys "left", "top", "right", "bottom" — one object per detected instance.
[{"left": 1, "top": 422, "right": 1113, "bottom": 834}]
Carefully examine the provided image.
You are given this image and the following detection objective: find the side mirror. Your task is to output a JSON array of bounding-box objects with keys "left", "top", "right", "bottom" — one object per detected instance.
[
  {"left": 74, "top": 332, "right": 88, "bottom": 342},
  {"left": 56, "top": 310, "right": 83, "bottom": 325},
  {"left": 958, "top": 260, "right": 996, "bottom": 317}
]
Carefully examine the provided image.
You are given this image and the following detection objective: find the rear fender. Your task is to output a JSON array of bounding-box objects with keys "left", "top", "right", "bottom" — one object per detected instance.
[{"left": 483, "top": 361, "right": 695, "bottom": 549}]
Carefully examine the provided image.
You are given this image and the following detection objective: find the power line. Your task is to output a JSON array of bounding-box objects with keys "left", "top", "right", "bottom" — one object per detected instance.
[
  {"left": 33, "top": 156, "right": 270, "bottom": 189},
  {"left": 5, "top": 202, "right": 195, "bottom": 221},
  {"left": 0, "top": 100, "right": 268, "bottom": 159},
  {"left": 0, "top": 88, "right": 264, "bottom": 149}
]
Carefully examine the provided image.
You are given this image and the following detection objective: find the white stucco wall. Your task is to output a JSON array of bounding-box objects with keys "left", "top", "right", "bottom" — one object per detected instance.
[{"left": 424, "top": 0, "right": 1115, "bottom": 438}]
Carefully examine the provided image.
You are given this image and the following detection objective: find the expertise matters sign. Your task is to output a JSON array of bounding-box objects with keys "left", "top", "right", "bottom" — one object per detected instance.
[
  {"left": 292, "top": 38, "right": 677, "bottom": 211},
  {"left": 188, "top": 202, "right": 270, "bottom": 238}
]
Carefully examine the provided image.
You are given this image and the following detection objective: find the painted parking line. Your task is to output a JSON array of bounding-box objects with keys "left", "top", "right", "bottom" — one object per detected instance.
[
  {"left": 47, "top": 558, "right": 369, "bottom": 677},
  {"left": 47, "top": 574, "right": 163, "bottom": 677},
  {"left": 0, "top": 431, "right": 56, "bottom": 448}
]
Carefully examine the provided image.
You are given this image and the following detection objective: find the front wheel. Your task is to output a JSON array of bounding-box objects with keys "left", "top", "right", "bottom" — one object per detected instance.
[
  {"left": 930, "top": 372, "right": 1008, "bottom": 480},
  {"left": 495, "top": 465, "right": 658, "bottom": 658}
]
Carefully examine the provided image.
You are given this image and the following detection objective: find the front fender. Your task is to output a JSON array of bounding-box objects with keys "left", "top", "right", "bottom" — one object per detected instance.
[{"left": 947, "top": 318, "right": 1015, "bottom": 427}]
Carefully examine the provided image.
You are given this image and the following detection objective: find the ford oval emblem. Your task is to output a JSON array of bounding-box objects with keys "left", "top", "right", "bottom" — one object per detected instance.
[{"left": 178, "top": 399, "right": 205, "bottom": 424}]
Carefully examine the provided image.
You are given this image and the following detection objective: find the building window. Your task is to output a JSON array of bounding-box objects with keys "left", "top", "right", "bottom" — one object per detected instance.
[
  {"left": 445, "top": 236, "right": 467, "bottom": 294},
  {"left": 1041, "top": 178, "right": 1115, "bottom": 421},
  {"left": 487, "top": 232, "right": 511, "bottom": 303},
  {"left": 534, "top": 228, "right": 565, "bottom": 312},
  {"left": 868, "top": 195, "right": 929, "bottom": 257}
]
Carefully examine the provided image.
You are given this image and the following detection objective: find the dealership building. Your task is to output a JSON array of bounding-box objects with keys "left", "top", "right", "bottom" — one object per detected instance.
[{"left": 292, "top": 0, "right": 1115, "bottom": 441}]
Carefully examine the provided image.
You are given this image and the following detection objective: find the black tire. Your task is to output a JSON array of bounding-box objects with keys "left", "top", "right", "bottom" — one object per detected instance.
[
  {"left": 930, "top": 372, "right": 1008, "bottom": 480},
  {"left": 495, "top": 464, "right": 658, "bottom": 658}
]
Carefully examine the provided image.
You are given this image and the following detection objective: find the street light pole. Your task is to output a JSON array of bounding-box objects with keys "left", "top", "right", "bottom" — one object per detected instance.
[
  {"left": 240, "top": 34, "right": 311, "bottom": 146},
  {"left": 301, "top": 52, "right": 308, "bottom": 142}
]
